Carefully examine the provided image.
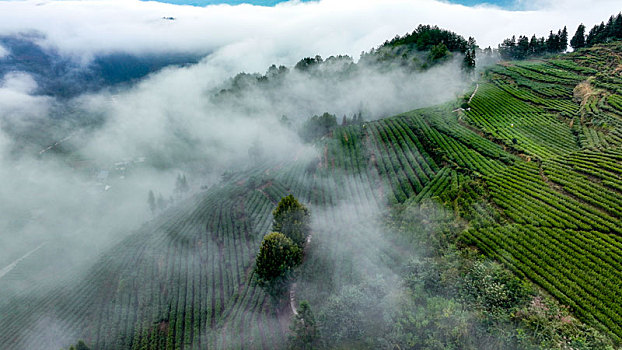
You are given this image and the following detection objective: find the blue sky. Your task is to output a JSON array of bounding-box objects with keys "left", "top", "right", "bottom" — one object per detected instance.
[{"left": 447, "top": 0, "right": 517, "bottom": 8}]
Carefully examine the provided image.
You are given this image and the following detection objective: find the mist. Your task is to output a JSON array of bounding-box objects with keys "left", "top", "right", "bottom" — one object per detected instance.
[
  {"left": 1, "top": 0, "right": 620, "bottom": 349},
  {"left": 0, "top": 21, "right": 474, "bottom": 313}
]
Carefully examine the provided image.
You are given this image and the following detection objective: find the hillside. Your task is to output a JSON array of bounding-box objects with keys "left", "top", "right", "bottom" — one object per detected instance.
[{"left": 1, "top": 41, "right": 622, "bottom": 349}]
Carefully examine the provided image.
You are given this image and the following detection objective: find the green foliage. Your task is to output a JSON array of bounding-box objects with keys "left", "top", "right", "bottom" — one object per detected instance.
[
  {"left": 9, "top": 33, "right": 622, "bottom": 350},
  {"left": 571, "top": 24, "right": 587, "bottom": 49},
  {"left": 383, "top": 24, "right": 469, "bottom": 53},
  {"left": 272, "top": 194, "right": 310, "bottom": 247},
  {"left": 586, "top": 13, "right": 622, "bottom": 46},
  {"left": 295, "top": 55, "right": 324, "bottom": 71},
  {"left": 299, "top": 112, "right": 338, "bottom": 142},
  {"left": 428, "top": 42, "right": 450, "bottom": 61},
  {"left": 255, "top": 232, "right": 302, "bottom": 283},
  {"left": 316, "top": 278, "right": 391, "bottom": 348},
  {"left": 289, "top": 301, "right": 320, "bottom": 350},
  {"left": 515, "top": 297, "right": 616, "bottom": 350},
  {"left": 464, "top": 37, "right": 477, "bottom": 72},
  {"left": 498, "top": 26, "right": 568, "bottom": 59},
  {"left": 63, "top": 340, "right": 90, "bottom": 350}
]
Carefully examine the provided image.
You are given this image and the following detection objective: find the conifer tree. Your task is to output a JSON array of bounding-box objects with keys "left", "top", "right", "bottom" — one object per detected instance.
[
  {"left": 560, "top": 26, "right": 568, "bottom": 52},
  {"left": 571, "top": 24, "right": 586, "bottom": 50},
  {"left": 272, "top": 195, "right": 310, "bottom": 248}
]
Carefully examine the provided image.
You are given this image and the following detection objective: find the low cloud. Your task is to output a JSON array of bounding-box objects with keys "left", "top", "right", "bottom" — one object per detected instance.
[
  {"left": 0, "top": 44, "right": 8, "bottom": 58},
  {"left": 0, "top": 0, "right": 620, "bottom": 67}
]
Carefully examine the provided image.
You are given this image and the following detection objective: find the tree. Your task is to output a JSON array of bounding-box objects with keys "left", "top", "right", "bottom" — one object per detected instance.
[
  {"left": 175, "top": 174, "right": 189, "bottom": 196},
  {"left": 64, "top": 341, "right": 90, "bottom": 350},
  {"left": 614, "top": 13, "right": 622, "bottom": 39},
  {"left": 289, "top": 301, "right": 320, "bottom": 350},
  {"left": 516, "top": 35, "right": 530, "bottom": 58},
  {"left": 299, "top": 112, "right": 338, "bottom": 142},
  {"left": 255, "top": 232, "right": 302, "bottom": 298},
  {"left": 546, "top": 30, "right": 559, "bottom": 52},
  {"left": 498, "top": 36, "right": 516, "bottom": 59},
  {"left": 429, "top": 42, "right": 449, "bottom": 61},
  {"left": 560, "top": 26, "right": 568, "bottom": 52},
  {"left": 272, "top": 195, "right": 310, "bottom": 248},
  {"left": 462, "top": 37, "right": 476, "bottom": 71},
  {"left": 148, "top": 190, "right": 156, "bottom": 214},
  {"left": 75, "top": 341, "right": 90, "bottom": 350},
  {"left": 571, "top": 24, "right": 586, "bottom": 50}
]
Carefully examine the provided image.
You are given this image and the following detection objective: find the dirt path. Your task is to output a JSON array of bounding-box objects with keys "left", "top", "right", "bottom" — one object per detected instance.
[
  {"left": 290, "top": 283, "right": 298, "bottom": 315},
  {"left": 468, "top": 83, "right": 479, "bottom": 104},
  {"left": 0, "top": 243, "right": 45, "bottom": 279},
  {"left": 453, "top": 84, "right": 479, "bottom": 113},
  {"left": 289, "top": 233, "right": 313, "bottom": 316},
  {"left": 38, "top": 135, "right": 73, "bottom": 155}
]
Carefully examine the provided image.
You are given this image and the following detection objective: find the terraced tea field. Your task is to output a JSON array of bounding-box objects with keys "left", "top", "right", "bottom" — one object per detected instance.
[{"left": 1, "top": 42, "right": 622, "bottom": 349}]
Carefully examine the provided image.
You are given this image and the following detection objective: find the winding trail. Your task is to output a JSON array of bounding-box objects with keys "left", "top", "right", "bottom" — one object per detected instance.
[
  {"left": 289, "top": 233, "right": 313, "bottom": 315},
  {"left": 0, "top": 243, "right": 45, "bottom": 279},
  {"left": 290, "top": 283, "right": 298, "bottom": 315},
  {"left": 468, "top": 83, "right": 479, "bottom": 104},
  {"left": 453, "top": 84, "right": 479, "bottom": 113}
]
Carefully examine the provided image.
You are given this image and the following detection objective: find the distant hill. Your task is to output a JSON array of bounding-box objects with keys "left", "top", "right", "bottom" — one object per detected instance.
[{"left": 0, "top": 34, "right": 206, "bottom": 98}]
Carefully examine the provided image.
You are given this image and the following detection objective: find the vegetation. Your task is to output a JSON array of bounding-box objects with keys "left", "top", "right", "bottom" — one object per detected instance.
[
  {"left": 3, "top": 26, "right": 622, "bottom": 350},
  {"left": 498, "top": 26, "right": 568, "bottom": 59},
  {"left": 288, "top": 301, "right": 319, "bottom": 350},
  {"left": 382, "top": 24, "right": 469, "bottom": 53},
  {"left": 272, "top": 194, "right": 311, "bottom": 248},
  {"left": 63, "top": 341, "right": 91, "bottom": 350},
  {"left": 255, "top": 232, "right": 302, "bottom": 298},
  {"left": 299, "top": 113, "right": 339, "bottom": 143},
  {"left": 583, "top": 13, "right": 622, "bottom": 47}
]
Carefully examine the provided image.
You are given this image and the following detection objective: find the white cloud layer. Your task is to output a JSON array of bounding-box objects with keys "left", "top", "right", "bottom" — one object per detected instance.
[
  {"left": 0, "top": 44, "right": 8, "bottom": 58},
  {"left": 0, "top": 0, "right": 620, "bottom": 68}
]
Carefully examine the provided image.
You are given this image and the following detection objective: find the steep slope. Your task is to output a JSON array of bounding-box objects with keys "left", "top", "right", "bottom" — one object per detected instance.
[{"left": 1, "top": 43, "right": 622, "bottom": 349}]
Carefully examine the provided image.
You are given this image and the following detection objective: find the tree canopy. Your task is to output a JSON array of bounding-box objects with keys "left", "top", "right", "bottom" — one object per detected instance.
[
  {"left": 383, "top": 24, "right": 469, "bottom": 53},
  {"left": 570, "top": 24, "right": 586, "bottom": 50},
  {"left": 299, "top": 113, "right": 338, "bottom": 142},
  {"left": 582, "top": 13, "right": 622, "bottom": 47},
  {"left": 289, "top": 301, "right": 320, "bottom": 350},
  {"left": 255, "top": 232, "right": 302, "bottom": 284},
  {"left": 498, "top": 26, "right": 568, "bottom": 60},
  {"left": 272, "top": 194, "right": 311, "bottom": 248}
]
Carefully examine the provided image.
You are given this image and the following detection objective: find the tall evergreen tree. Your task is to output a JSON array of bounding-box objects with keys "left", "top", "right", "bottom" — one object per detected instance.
[
  {"left": 614, "top": 13, "right": 622, "bottom": 39},
  {"left": 546, "top": 30, "right": 561, "bottom": 52},
  {"left": 606, "top": 15, "right": 616, "bottom": 38},
  {"left": 570, "top": 24, "right": 586, "bottom": 50},
  {"left": 560, "top": 26, "right": 568, "bottom": 52},
  {"left": 529, "top": 34, "right": 539, "bottom": 55},
  {"left": 272, "top": 195, "right": 310, "bottom": 248},
  {"left": 462, "top": 37, "right": 476, "bottom": 71},
  {"left": 517, "top": 35, "right": 529, "bottom": 58}
]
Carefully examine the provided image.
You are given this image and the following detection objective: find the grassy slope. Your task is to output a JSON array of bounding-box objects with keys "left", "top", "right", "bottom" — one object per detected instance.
[{"left": 1, "top": 42, "right": 622, "bottom": 349}]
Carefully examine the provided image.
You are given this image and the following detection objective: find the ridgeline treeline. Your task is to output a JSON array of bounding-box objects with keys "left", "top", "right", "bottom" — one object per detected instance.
[{"left": 498, "top": 12, "right": 622, "bottom": 60}]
